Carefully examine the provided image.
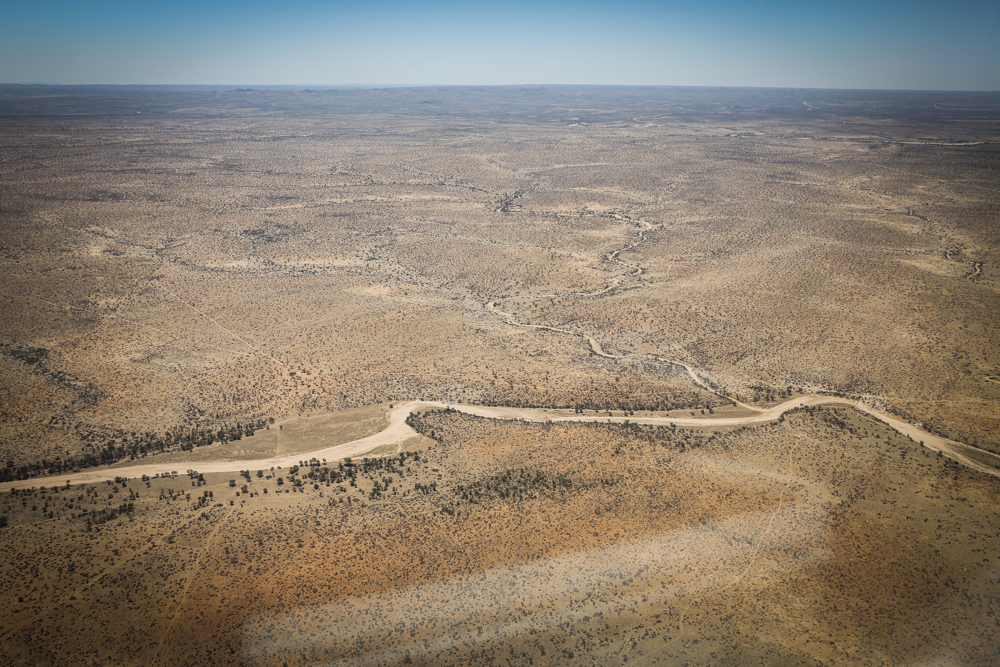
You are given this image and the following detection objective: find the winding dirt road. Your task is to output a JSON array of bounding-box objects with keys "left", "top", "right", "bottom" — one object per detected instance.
[
  {"left": 3, "top": 297, "right": 997, "bottom": 491},
  {"left": 2, "top": 390, "right": 997, "bottom": 493}
]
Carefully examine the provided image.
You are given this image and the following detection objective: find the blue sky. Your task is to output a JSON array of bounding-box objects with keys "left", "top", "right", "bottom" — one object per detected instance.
[{"left": 2, "top": 0, "right": 998, "bottom": 89}]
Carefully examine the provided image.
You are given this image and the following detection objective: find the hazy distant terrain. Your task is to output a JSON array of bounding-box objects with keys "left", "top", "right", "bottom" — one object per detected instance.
[{"left": 1, "top": 85, "right": 998, "bottom": 665}]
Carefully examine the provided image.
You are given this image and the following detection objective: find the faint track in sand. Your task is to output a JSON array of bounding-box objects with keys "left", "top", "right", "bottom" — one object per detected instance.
[{"left": 486, "top": 299, "right": 1000, "bottom": 477}]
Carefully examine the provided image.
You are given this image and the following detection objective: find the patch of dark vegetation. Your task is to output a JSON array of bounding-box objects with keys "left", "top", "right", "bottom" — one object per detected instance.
[
  {"left": 84, "top": 502, "right": 135, "bottom": 529},
  {"left": 452, "top": 468, "right": 579, "bottom": 503},
  {"left": 0, "top": 343, "right": 103, "bottom": 413},
  {"left": 438, "top": 468, "right": 587, "bottom": 517},
  {"left": 0, "top": 416, "right": 275, "bottom": 483},
  {"left": 407, "top": 407, "right": 714, "bottom": 452},
  {"left": 0, "top": 344, "right": 48, "bottom": 367},
  {"left": 240, "top": 228, "right": 288, "bottom": 244},
  {"left": 236, "top": 452, "right": 426, "bottom": 503}
]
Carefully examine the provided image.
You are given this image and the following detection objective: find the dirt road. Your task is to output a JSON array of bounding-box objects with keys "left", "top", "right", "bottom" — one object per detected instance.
[{"left": 3, "top": 392, "right": 997, "bottom": 492}]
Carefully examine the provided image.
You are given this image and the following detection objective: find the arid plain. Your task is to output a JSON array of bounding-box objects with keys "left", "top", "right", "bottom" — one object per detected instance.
[{"left": 1, "top": 85, "right": 999, "bottom": 665}]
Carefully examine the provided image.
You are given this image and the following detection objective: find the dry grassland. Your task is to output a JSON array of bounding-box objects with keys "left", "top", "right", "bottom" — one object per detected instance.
[
  {"left": 1, "top": 407, "right": 998, "bottom": 665},
  {"left": 1, "top": 85, "right": 999, "bottom": 664}
]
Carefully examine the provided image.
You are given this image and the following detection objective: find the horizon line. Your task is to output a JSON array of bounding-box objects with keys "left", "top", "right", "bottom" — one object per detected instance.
[{"left": 4, "top": 82, "right": 1000, "bottom": 95}]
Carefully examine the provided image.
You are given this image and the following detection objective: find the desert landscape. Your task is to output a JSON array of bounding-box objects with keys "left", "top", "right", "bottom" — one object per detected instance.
[{"left": 1, "top": 84, "right": 999, "bottom": 665}]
